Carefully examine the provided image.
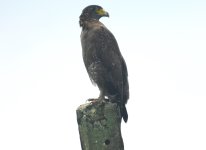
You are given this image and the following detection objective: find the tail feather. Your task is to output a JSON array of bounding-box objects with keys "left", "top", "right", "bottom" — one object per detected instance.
[{"left": 121, "top": 105, "right": 128, "bottom": 123}]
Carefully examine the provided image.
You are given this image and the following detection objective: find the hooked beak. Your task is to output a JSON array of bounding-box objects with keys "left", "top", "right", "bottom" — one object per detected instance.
[{"left": 96, "top": 8, "right": 109, "bottom": 17}]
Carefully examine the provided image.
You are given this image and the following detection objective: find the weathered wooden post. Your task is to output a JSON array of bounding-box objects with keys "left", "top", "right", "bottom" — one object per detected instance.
[{"left": 76, "top": 100, "right": 124, "bottom": 150}]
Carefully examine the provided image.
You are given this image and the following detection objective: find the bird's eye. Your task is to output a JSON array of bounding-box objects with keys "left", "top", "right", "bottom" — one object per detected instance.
[
  {"left": 95, "top": 7, "right": 99, "bottom": 11},
  {"left": 96, "top": 7, "right": 101, "bottom": 11}
]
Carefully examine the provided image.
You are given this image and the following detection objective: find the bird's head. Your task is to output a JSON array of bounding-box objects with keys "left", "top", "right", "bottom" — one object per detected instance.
[{"left": 79, "top": 5, "right": 109, "bottom": 25}]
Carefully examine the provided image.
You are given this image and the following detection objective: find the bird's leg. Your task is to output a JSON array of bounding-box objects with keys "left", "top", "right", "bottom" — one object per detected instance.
[
  {"left": 98, "top": 89, "right": 105, "bottom": 102},
  {"left": 86, "top": 90, "right": 105, "bottom": 104},
  {"left": 87, "top": 89, "right": 105, "bottom": 105}
]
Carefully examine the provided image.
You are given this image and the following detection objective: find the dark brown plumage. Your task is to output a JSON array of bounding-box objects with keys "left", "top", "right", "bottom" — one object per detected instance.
[{"left": 79, "top": 5, "right": 129, "bottom": 122}]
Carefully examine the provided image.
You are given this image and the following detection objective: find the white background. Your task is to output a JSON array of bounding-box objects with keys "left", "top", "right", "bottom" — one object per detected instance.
[{"left": 0, "top": 0, "right": 206, "bottom": 149}]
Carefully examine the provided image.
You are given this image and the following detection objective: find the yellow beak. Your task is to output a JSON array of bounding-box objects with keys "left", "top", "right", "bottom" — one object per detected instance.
[{"left": 96, "top": 8, "right": 109, "bottom": 17}]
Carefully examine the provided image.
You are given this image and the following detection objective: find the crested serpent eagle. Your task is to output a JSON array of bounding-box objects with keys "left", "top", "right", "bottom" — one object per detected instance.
[{"left": 79, "top": 5, "right": 129, "bottom": 122}]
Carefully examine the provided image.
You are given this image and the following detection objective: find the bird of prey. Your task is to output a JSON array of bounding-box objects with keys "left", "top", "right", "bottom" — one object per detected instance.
[{"left": 79, "top": 5, "right": 129, "bottom": 122}]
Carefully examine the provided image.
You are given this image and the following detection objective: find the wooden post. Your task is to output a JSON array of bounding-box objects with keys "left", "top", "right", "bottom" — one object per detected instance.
[{"left": 76, "top": 100, "right": 124, "bottom": 150}]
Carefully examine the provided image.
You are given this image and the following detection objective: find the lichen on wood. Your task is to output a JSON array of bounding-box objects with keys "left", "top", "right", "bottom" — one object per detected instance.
[{"left": 76, "top": 100, "right": 124, "bottom": 150}]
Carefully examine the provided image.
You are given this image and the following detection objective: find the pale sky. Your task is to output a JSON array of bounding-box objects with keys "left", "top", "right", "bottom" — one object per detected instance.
[{"left": 0, "top": 0, "right": 206, "bottom": 150}]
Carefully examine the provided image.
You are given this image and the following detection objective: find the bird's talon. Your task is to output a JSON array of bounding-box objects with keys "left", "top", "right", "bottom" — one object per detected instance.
[{"left": 86, "top": 98, "right": 99, "bottom": 104}]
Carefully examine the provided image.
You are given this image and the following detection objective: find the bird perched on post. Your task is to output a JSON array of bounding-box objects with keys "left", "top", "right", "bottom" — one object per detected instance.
[{"left": 79, "top": 5, "right": 129, "bottom": 122}]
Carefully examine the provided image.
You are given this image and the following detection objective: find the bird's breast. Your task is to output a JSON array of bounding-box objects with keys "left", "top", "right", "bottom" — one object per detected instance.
[{"left": 81, "top": 29, "right": 99, "bottom": 68}]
